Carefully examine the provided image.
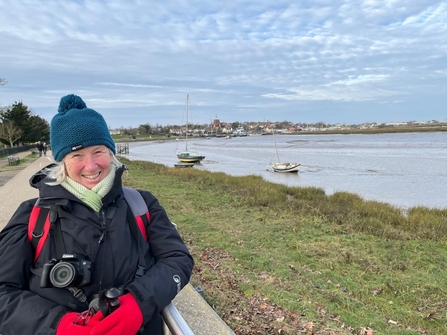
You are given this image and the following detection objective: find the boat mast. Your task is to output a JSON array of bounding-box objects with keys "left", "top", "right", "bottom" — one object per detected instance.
[
  {"left": 273, "top": 124, "right": 281, "bottom": 163},
  {"left": 185, "top": 94, "right": 189, "bottom": 151}
]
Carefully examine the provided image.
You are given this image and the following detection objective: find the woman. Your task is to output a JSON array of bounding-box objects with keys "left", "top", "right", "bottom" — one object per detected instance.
[{"left": 0, "top": 94, "right": 194, "bottom": 334}]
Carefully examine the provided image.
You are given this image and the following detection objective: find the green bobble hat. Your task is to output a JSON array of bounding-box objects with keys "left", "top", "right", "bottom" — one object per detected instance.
[{"left": 50, "top": 94, "right": 116, "bottom": 162}]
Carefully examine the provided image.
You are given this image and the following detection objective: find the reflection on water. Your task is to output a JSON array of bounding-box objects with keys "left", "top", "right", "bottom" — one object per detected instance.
[{"left": 122, "top": 132, "right": 447, "bottom": 210}]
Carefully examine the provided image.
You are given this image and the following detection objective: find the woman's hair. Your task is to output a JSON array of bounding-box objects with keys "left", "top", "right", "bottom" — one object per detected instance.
[{"left": 44, "top": 149, "right": 123, "bottom": 185}]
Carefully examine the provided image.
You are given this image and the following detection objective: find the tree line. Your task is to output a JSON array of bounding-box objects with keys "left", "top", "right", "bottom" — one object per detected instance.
[{"left": 0, "top": 78, "right": 50, "bottom": 147}]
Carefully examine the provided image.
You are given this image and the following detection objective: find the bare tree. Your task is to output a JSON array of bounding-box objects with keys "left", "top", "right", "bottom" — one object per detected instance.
[
  {"left": 0, "top": 78, "right": 6, "bottom": 108},
  {"left": 0, "top": 121, "right": 24, "bottom": 147}
]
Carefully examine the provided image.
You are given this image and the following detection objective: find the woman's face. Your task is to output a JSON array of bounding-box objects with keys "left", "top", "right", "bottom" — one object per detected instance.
[{"left": 64, "top": 145, "right": 113, "bottom": 189}]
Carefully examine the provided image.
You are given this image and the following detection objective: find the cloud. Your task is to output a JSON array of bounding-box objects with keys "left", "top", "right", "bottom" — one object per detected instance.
[{"left": 0, "top": 0, "right": 446, "bottom": 127}]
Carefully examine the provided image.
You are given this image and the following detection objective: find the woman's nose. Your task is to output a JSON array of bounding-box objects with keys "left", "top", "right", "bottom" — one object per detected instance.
[{"left": 83, "top": 154, "right": 97, "bottom": 170}]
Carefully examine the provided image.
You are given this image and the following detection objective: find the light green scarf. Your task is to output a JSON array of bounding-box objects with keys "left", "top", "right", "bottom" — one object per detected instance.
[{"left": 62, "top": 168, "right": 116, "bottom": 212}]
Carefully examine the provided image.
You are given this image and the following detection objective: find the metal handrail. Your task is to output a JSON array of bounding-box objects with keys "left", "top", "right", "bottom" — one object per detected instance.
[
  {"left": 162, "top": 302, "right": 194, "bottom": 335},
  {"left": 161, "top": 221, "right": 194, "bottom": 334}
]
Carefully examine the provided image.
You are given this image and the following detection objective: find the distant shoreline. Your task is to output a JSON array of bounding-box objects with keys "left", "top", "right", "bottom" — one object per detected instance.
[
  {"left": 288, "top": 125, "right": 447, "bottom": 135},
  {"left": 113, "top": 125, "right": 447, "bottom": 143}
]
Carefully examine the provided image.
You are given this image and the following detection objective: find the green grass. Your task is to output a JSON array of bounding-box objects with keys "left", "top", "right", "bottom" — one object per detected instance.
[
  {"left": 112, "top": 134, "right": 167, "bottom": 142},
  {"left": 120, "top": 158, "right": 447, "bottom": 335},
  {"left": 0, "top": 152, "right": 39, "bottom": 169},
  {"left": 288, "top": 125, "right": 447, "bottom": 135}
]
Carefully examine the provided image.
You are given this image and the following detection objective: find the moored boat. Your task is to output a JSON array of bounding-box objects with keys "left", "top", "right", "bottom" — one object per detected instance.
[
  {"left": 176, "top": 95, "right": 205, "bottom": 163},
  {"left": 270, "top": 162, "right": 300, "bottom": 173},
  {"left": 270, "top": 125, "right": 300, "bottom": 173},
  {"left": 177, "top": 151, "right": 205, "bottom": 163}
]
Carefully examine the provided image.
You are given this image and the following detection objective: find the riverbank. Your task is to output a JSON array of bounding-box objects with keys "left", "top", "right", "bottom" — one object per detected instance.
[
  {"left": 112, "top": 125, "right": 447, "bottom": 142},
  {"left": 120, "top": 157, "right": 447, "bottom": 335}
]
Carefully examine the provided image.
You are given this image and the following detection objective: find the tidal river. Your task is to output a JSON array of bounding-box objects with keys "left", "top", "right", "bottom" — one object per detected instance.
[{"left": 121, "top": 131, "right": 447, "bottom": 210}]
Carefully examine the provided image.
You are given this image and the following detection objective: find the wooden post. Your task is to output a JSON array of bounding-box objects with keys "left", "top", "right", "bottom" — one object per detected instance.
[{"left": 116, "top": 143, "right": 129, "bottom": 154}]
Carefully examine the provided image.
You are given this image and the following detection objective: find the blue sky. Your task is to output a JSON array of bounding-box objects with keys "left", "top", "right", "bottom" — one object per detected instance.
[{"left": 0, "top": 0, "right": 446, "bottom": 128}]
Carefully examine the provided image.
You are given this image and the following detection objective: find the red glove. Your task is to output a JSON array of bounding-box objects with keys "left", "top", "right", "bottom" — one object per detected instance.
[
  {"left": 56, "top": 311, "right": 103, "bottom": 335},
  {"left": 91, "top": 293, "right": 143, "bottom": 335}
]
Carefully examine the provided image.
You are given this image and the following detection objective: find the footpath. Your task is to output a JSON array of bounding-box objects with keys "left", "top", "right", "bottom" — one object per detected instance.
[{"left": 0, "top": 152, "right": 235, "bottom": 335}]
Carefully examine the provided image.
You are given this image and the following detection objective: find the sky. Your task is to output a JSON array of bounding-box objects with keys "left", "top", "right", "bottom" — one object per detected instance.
[{"left": 0, "top": 0, "right": 446, "bottom": 129}]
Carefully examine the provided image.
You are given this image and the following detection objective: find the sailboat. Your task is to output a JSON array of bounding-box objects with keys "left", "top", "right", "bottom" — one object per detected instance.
[
  {"left": 270, "top": 126, "right": 300, "bottom": 173},
  {"left": 176, "top": 95, "right": 205, "bottom": 163}
]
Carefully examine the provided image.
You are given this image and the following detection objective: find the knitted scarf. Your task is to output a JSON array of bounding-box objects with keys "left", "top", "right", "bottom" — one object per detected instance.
[{"left": 62, "top": 168, "right": 116, "bottom": 213}]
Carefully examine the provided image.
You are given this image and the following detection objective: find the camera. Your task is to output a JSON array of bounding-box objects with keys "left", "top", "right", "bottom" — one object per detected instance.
[{"left": 40, "top": 253, "right": 92, "bottom": 289}]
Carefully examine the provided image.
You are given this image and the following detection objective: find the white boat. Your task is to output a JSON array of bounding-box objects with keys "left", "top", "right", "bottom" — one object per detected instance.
[
  {"left": 232, "top": 128, "right": 248, "bottom": 137},
  {"left": 270, "top": 162, "right": 300, "bottom": 173},
  {"left": 176, "top": 95, "right": 205, "bottom": 163},
  {"left": 270, "top": 126, "right": 300, "bottom": 173}
]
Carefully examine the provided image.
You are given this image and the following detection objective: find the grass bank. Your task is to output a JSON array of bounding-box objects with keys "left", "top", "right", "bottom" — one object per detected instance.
[
  {"left": 120, "top": 158, "right": 447, "bottom": 335},
  {"left": 288, "top": 126, "right": 447, "bottom": 135}
]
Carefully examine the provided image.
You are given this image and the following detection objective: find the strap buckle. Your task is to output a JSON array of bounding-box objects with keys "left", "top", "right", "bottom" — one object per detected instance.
[{"left": 135, "top": 265, "right": 146, "bottom": 277}]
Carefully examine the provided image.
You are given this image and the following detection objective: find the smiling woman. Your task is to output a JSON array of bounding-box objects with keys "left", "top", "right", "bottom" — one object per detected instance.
[{"left": 0, "top": 94, "right": 194, "bottom": 335}]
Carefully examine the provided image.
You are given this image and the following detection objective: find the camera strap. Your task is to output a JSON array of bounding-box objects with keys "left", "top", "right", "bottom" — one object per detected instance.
[
  {"left": 49, "top": 205, "right": 67, "bottom": 259},
  {"left": 68, "top": 287, "right": 88, "bottom": 303},
  {"left": 49, "top": 205, "right": 88, "bottom": 304}
]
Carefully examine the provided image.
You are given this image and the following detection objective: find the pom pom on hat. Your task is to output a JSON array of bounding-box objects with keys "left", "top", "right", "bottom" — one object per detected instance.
[
  {"left": 50, "top": 94, "right": 116, "bottom": 162},
  {"left": 58, "top": 94, "right": 87, "bottom": 115}
]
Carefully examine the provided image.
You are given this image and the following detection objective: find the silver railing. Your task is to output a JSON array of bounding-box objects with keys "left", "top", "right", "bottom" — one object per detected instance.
[
  {"left": 162, "top": 302, "right": 194, "bottom": 335},
  {"left": 162, "top": 221, "right": 194, "bottom": 334}
]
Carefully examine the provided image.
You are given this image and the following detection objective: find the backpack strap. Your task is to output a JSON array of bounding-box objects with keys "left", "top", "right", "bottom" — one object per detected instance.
[
  {"left": 28, "top": 200, "right": 51, "bottom": 263},
  {"left": 28, "top": 202, "right": 64, "bottom": 262},
  {"left": 123, "top": 187, "right": 150, "bottom": 242},
  {"left": 123, "top": 187, "right": 151, "bottom": 277}
]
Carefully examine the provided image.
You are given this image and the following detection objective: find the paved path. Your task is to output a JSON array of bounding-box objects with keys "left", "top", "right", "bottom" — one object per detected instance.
[
  {"left": 0, "top": 152, "right": 52, "bottom": 228},
  {"left": 0, "top": 151, "right": 234, "bottom": 335}
]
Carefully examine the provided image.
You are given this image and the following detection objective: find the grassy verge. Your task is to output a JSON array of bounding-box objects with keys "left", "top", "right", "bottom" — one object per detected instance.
[
  {"left": 0, "top": 152, "right": 39, "bottom": 169},
  {"left": 289, "top": 126, "right": 447, "bottom": 135},
  {"left": 120, "top": 158, "right": 447, "bottom": 335},
  {"left": 18, "top": 152, "right": 40, "bottom": 164}
]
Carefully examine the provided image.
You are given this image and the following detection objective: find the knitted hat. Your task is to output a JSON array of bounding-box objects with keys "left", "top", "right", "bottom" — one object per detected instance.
[{"left": 50, "top": 94, "right": 116, "bottom": 162}]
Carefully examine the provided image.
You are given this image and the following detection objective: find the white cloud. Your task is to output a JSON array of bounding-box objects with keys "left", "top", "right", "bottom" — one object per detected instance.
[{"left": 0, "top": 0, "right": 446, "bottom": 126}]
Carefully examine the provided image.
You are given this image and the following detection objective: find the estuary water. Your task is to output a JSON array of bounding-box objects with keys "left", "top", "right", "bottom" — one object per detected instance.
[{"left": 121, "top": 131, "right": 447, "bottom": 210}]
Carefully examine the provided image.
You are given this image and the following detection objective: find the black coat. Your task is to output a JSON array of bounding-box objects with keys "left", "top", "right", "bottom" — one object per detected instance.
[
  {"left": 0, "top": 166, "right": 194, "bottom": 334},
  {"left": 36, "top": 143, "right": 44, "bottom": 151}
]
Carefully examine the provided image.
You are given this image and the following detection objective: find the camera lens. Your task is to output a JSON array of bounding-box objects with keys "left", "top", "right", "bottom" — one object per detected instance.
[{"left": 49, "top": 262, "right": 76, "bottom": 288}]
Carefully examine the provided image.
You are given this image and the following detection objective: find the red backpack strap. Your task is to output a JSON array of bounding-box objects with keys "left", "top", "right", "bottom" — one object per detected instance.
[
  {"left": 28, "top": 202, "right": 51, "bottom": 262},
  {"left": 123, "top": 187, "right": 150, "bottom": 242}
]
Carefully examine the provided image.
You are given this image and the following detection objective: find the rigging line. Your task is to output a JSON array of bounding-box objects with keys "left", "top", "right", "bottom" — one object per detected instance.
[
  {"left": 273, "top": 125, "right": 281, "bottom": 163},
  {"left": 176, "top": 96, "right": 189, "bottom": 152},
  {"left": 185, "top": 94, "right": 189, "bottom": 152}
]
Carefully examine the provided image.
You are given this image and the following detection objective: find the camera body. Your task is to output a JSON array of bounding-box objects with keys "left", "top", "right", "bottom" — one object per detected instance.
[{"left": 40, "top": 253, "right": 92, "bottom": 289}]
